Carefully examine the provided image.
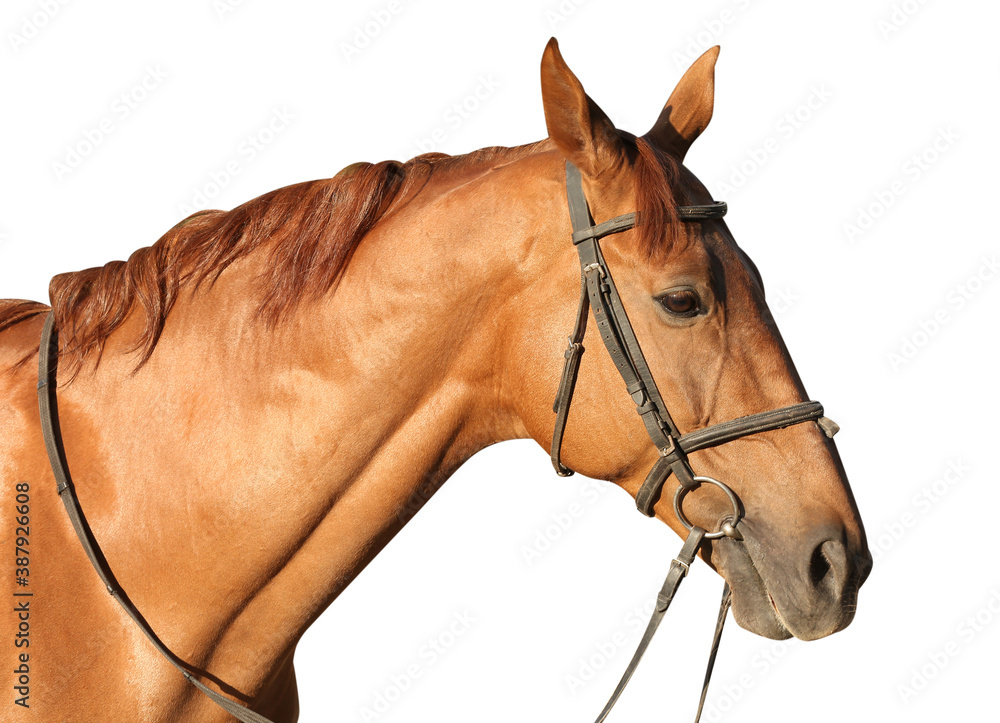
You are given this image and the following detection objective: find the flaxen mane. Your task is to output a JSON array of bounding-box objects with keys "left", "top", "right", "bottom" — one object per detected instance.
[{"left": 0, "top": 136, "right": 685, "bottom": 375}]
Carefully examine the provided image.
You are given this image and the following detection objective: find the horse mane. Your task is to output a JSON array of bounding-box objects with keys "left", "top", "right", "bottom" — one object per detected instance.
[
  {"left": 0, "top": 135, "right": 687, "bottom": 376},
  {"left": 0, "top": 300, "right": 49, "bottom": 337},
  {"left": 42, "top": 144, "right": 545, "bottom": 376},
  {"left": 48, "top": 160, "right": 414, "bottom": 374}
]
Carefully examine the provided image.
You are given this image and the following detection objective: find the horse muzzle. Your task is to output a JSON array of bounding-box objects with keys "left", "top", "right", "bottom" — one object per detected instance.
[{"left": 716, "top": 516, "right": 873, "bottom": 641}]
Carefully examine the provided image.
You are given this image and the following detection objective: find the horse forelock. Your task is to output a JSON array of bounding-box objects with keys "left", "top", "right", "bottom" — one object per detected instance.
[{"left": 627, "top": 136, "right": 695, "bottom": 262}]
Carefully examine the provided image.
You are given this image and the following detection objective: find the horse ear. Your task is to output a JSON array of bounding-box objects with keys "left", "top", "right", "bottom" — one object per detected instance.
[
  {"left": 643, "top": 46, "right": 720, "bottom": 161},
  {"left": 540, "top": 38, "right": 624, "bottom": 177}
]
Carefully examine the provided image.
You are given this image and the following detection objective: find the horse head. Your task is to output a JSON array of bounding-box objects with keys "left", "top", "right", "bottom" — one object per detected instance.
[{"left": 507, "top": 39, "right": 871, "bottom": 641}]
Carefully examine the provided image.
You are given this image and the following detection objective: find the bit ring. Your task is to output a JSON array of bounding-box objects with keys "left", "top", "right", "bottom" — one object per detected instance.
[{"left": 673, "top": 476, "right": 743, "bottom": 540}]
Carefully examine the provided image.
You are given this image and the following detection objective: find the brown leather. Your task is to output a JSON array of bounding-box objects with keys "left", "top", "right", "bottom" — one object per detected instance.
[
  {"left": 634, "top": 401, "right": 827, "bottom": 516},
  {"left": 593, "top": 526, "right": 707, "bottom": 723}
]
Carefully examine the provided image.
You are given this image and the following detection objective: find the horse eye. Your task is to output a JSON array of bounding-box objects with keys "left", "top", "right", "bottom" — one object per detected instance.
[{"left": 658, "top": 289, "right": 700, "bottom": 317}]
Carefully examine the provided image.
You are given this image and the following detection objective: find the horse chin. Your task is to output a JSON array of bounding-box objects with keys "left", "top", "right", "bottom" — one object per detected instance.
[{"left": 713, "top": 539, "right": 794, "bottom": 640}]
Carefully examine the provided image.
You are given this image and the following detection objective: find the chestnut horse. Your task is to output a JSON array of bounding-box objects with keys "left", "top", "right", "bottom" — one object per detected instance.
[{"left": 0, "top": 40, "right": 870, "bottom": 721}]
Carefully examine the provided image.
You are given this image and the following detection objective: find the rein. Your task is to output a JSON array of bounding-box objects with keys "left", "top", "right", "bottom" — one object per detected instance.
[
  {"left": 34, "top": 161, "right": 838, "bottom": 722},
  {"left": 551, "top": 161, "right": 838, "bottom": 721},
  {"left": 37, "top": 314, "right": 273, "bottom": 723}
]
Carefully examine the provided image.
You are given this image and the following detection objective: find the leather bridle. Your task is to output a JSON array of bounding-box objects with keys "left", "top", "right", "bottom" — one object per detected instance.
[
  {"left": 551, "top": 161, "right": 839, "bottom": 721},
  {"left": 35, "top": 161, "right": 839, "bottom": 723}
]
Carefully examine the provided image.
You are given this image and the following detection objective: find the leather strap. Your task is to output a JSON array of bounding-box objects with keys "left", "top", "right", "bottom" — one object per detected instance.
[
  {"left": 570, "top": 202, "right": 727, "bottom": 245},
  {"left": 677, "top": 201, "right": 727, "bottom": 220},
  {"left": 559, "top": 163, "right": 692, "bottom": 483},
  {"left": 551, "top": 276, "right": 591, "bottom": 476},
  {"left": 572, "top": 213, "right": 638, "bottom": 245},
  {"left": 37, "top": 313, "right": 275, "bottom": 723},
  {"left": 694, "top": 583, "right": 732, "bottom": 723},
  {"left": 593, "top": 527, "right": 706, "bottom": 723},
  {"left": 634, "top": 400, "right": 830, "bottom": 516}
]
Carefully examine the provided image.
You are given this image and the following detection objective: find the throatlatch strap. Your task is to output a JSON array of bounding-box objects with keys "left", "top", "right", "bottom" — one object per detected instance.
[
  {"left": 37, "top": 314, "right": 275, "bottom": 723},
  {"left": 551, "top": 275, "right": 591, "bottom": 476}
]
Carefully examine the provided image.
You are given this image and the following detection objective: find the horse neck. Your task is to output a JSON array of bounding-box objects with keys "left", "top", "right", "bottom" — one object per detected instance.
[{"left": 54, "top": 150, "right": 558, "bottom": 684}]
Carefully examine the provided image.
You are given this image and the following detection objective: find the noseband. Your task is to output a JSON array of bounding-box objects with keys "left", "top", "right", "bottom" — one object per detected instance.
[{"left": 551, "top": 162, "right": 839, "bottom": 721}]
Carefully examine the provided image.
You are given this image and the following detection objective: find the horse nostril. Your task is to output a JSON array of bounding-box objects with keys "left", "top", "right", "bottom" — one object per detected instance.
[
  {"left": 809, "top": 542, "right": 832, "bottom": 588},
  {"left": 809, "top": 539, "right": 848, "bottom": 592}
]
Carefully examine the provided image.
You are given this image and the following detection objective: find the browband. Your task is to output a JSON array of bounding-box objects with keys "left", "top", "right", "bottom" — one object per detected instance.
[
  {"left": 573, "top": 205, "right": 729, "bottom": 244},
  {"left": 570, "top": 203, "right": 727, "bottom": 245}
]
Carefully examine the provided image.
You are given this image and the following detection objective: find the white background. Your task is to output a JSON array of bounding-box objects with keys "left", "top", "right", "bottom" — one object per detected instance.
[{"left": 3, "top": 0, "right": 998, "bottom": 721}]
